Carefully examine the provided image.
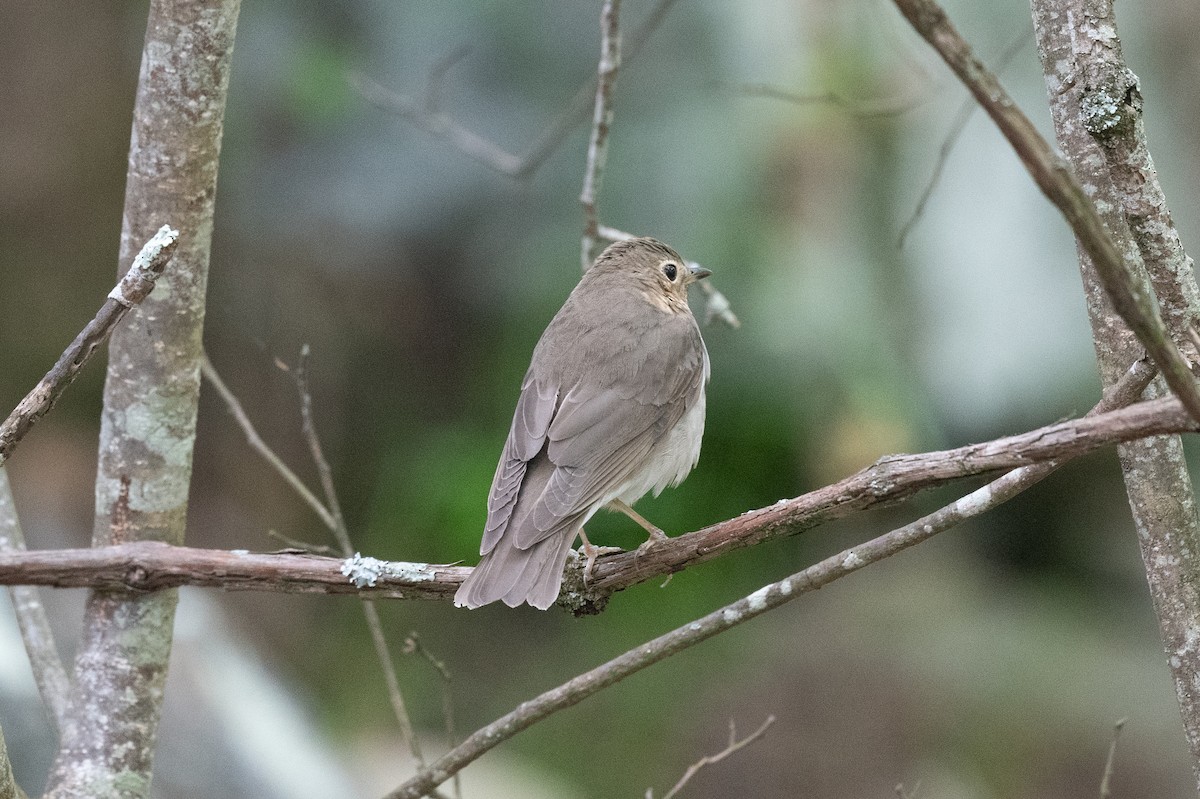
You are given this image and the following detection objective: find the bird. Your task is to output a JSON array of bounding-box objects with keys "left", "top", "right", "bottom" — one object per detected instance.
[{"left": 454, "top": 237, "right": 711, "bottom": 610}]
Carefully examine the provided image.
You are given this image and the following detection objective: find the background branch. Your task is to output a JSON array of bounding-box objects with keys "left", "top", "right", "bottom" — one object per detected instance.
[
  {"left": 0, "top": 468, "right": 69, "bottom": 735},
  {"left": 580, "top": 0, "right": 623, "bottom": 269},
  {"left": 891, "top": 0, "right": 1200, "bottom": 424},
  {"left": 0, "top": 226, "right": 178, "bottom": 466}
]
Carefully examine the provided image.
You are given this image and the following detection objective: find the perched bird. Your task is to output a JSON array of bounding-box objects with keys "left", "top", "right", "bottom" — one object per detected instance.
[{"left": 454, "top": 238, "right": 711, "bottom": 610}]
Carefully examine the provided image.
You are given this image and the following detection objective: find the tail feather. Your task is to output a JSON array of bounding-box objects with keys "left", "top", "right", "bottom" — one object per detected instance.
[{"left": 454, "top": 526, "right": 579, "bottom": 610}]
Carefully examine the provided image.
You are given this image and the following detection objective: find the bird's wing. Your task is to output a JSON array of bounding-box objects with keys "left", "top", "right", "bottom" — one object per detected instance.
[
  {"left": 513, "top": 315, "right": 707, "bottom": 549},
  {"left": 480, "top": 376, "right": 557, "bottom": 555}
]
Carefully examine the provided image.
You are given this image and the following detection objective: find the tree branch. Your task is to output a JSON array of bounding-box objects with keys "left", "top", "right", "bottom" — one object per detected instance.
[
  {"left": 0, "top": 467, "right": 70, "bottom": 735},
  {"left": 46, "top": 1, "right": 240, "bottom": 796},
  {"left": 0, "top": 226, "right": 178, "bottom": 466},
  {"left": 652, "top": 716, "right": 775, "bottom": 799},
  {"left": 1030, "top": 0, "right": 1200, "bottom": 784},
  {"left": 580, "top": 0, "right": 622, "bottom": 270},
  {"left": 0, "top": 376, "right": 1185, "bottom": 605},
  {"left": 891, "top": 0, "right": 1200, "bottom": 423}
]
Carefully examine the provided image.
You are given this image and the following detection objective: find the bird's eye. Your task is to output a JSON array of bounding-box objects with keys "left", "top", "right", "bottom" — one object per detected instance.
[{"left": 662, "top": 262, "right": 678, "bottom": 281}]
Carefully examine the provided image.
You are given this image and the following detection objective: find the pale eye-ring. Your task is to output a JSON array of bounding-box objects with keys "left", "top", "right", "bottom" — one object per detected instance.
[{"left": 662, "top": 262, "right": 678, "bottom": 281}]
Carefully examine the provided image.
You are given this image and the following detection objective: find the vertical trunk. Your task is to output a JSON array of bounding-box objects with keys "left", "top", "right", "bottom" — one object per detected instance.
[
  {"left": 1031, "top": 0, "right": 1200, "bottom": 787},
  {"left": 45, "top": 2, "right": 241, "bottom": 796}
]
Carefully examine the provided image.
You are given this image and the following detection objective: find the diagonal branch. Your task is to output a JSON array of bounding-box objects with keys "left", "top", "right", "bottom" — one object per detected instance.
[
  {"left": 890, "top": 0, "right": 1200, "bottom": 423},
  {"left": 355, "top": 0, "right": 685, "bottom": 181},
  {"left": 0, "top": 468, "right": 70, "bottom": 735},
  {"left": 382, "top": 356, "right": 1157, "bottom": 798},
  {"left": 0, "top": 373, "right": 1184, "bottom": 606},
  {"left": 0, "top": 226, "right": 178, "bottom": 466}
]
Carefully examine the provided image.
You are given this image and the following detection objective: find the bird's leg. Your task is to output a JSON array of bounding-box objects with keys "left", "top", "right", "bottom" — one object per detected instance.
[
  {"left": 609, "top": 499, "right": 669, "bottom": 549},
  {"left": 577, "top": 527, "right": 622, "bottom": 585}
]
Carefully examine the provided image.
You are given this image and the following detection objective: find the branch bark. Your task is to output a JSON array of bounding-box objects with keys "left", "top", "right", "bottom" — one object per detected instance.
[
  {"left": 0, "top": 467, "right": 70, "bottom": 734},
  {"left": 580, "top": 0, "right": 622, "bottom": 269},
  {"left": 0, "top": 384, "right": 1188, "bottom": 605},
  {"left": 0, "top": 226, "right": 178, "bottom": 466},
  {"left": 45, "top": 2, "right": 240, "bottom": 797},
  {"left": 1030, "top": 0, "right": 1200, "bottom": 785}
]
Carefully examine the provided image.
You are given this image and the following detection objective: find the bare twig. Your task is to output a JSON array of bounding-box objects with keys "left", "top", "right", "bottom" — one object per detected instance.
[
  {"left": 0, "top": 226, "right": 178, "bottom": 466},
  {"left": 726, "top": 83, "right": 924, "bottom": 117},
  {"left": 898, "top": 31, "right": 1028, "bottom": 250},
  {"left": 0, "top": 467, "right": 70, "bottom": 734},
  {"left": 355, "top": 0, "right": 685, "bottom": 181},
  {"left": 580, "top": 0, "right": 623, "bottom": 270},
  {"left": 1099, "top": 718, "right": 1127, "bottom": 799},
  {"left": 404, "top": 632, "right": 460, "bottom": 799},
  {"left": 292, "top": 345, "right": 426, "bottom": 767},
  {"left": 201, "top": 353, "right": 337, "bottom": 530},
  {"left": 891, "top": 0, "right": 1200, "bottom": 423},
  {"left": 649, "top": 716, "right": 775, "bottom": 799}
]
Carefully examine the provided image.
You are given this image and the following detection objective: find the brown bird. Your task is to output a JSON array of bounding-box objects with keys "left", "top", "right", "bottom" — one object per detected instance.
[{"left": 454, "top": 238, "right": 711, "bottom": 609}]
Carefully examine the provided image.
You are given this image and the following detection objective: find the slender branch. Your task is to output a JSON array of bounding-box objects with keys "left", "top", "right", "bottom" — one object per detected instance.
[
  {"left": 898, "top": 31, "right": 1028, "bottom": 249},
  {"left": 292, "top": 346, "right": 426, "bottom": 768},
  {"left": 0, "top": 226, "right": 178, "bottom": 466},
  {"left": 200, "top": 353, "right": 337, "bottom": 530},
  {"left": 891, "top": 0, "right": 1200, "bottom": 422},
  {"left": 355, "top": 0, "right": 684, "bottom": 181},
  {"left": 403, "top": 632, "right": 460, "bottom": 799},
  {"left": 726, "top": 83, "right": 924, "bottom": 117},
  {"left": 0, "top": 467, "right": 70, "bottom": 735},
  {"left": 653, "top": 716, "right": 775, "bottom": 799},
  {"left": 580, "top": 0, "right": 622, "bottom": 270},
  {"left": 1098, "top": 718, "right": 1127, "bottom": 799}
]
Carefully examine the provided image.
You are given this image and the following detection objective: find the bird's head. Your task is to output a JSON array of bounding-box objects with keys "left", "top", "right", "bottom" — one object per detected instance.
[{"left": 589, "top": 237, "right": 711, "bottom": 313}]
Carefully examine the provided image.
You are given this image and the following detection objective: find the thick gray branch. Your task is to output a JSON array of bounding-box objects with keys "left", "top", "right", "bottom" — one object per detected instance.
[
  {"left": 46, "top": 2, "right": 240, "bottom": 797},
  {"left": 1031, "top": 0, "right": 1200, "bottom": 785}
]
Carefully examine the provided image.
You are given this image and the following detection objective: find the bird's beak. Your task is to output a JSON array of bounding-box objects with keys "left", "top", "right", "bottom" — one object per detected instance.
[{"left": 687, "top": 263, "right": 712, "bottom": 282}]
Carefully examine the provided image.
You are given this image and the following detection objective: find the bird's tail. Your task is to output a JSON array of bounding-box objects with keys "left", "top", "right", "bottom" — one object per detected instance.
[{"left": 454, "top": 528, "right": 578, "bottom": 610}]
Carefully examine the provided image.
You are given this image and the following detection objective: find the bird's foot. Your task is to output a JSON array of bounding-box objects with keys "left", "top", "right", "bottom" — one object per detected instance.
[
  {"left": 578, "top": 541, "right": 624, "bottom": 585},
  {"left": 636, "top": 526, "right": 670, "bottom": 553}
]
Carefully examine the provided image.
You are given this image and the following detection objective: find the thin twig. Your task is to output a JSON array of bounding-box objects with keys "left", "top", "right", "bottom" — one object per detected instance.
[
  {"left": 355, "top": 0, "right": 685, "bottom": 181},
  {"left": 0, "top": 467, "right": 70, "bottom": 734},
  {"left": 898, "top": 31, "right": 1029, "bottom": 250},
  {"left": 404, "top": 632, "right": 460, "bottom": 799},
  {"left": 292, "top": 345, "right": 426, "bottom": 768},
  {"left": 725, "top": 83, "right": 924, "bottom": 117},
  {"left": 650, "top": 716, "right": 775, "bottom": 799},
  {"left": 580, "top": 0, "right": 623, "bottom": 270},
  {"left": 1099, "top": 718, "right": 1127, "bottom": 799},
  {"left": 0, "top": 226, "right": 179, "bottom": 466},
  {"left": 890, "top": 0, "right": 1200, "bottom": 423},
  {"left": 200, "top": 353, "right": 337, "bottom": 530}
]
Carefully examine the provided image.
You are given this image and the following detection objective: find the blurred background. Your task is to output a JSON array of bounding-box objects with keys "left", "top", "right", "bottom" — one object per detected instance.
[{"left": 3, "top": 0, "right": 1200, "bottom": 796}]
